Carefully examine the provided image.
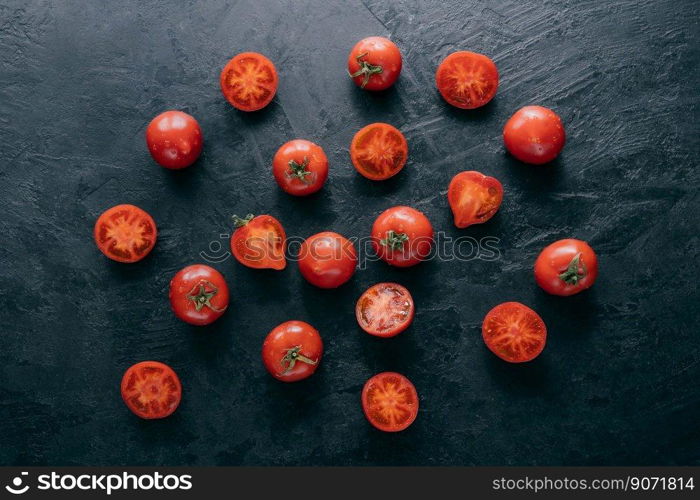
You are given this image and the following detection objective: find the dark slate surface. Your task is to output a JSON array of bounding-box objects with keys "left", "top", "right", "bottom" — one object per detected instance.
[{"left": 0, "top": 0, "right": 698, "bottom": 466}]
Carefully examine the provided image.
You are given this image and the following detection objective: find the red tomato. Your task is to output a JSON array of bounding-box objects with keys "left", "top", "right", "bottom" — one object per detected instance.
[
  {"left": 272, "top": 139, "right": 329, "bottom": 196},
  {"left": 94, "top": 204, "right": 157, "bottom": 263},
  {"left": 350, "top": 123, "right": 408, "bottom": 180},
  {"left": 169, "top": 264, "right": 229, "bottom": 326},
  {"left": 145, "top": 110, "right": 203, "bottom": 169},
  {"left": 262, "top": 320, "right": 323, "bottom": 382},
  {"left": 298, "top": 232, "right": 357, "bottom": 288},
  {"left": 230, "top": 214, "right": 286, "bottom": 270},
  {"left": 220, "top": 52, "right": 278, "bottom": 111},
  {"left": 121, "top": 361, "right": 181, "bottom": 419},
  {"left": 356, "top": 283, "right": 414, "bottom": 337},
  {"left": 535, "top": 239, "right": 598, "bottom": 296},
  {"left": 448, "top": 171, "right": 503, "bottom": 228},
  {"left": 482, "top": 302, "right": 547, "bottom": 363},
  {"left": 435, "top": 51, "right": 499, "bottom": 109},
  {"left": 362, "top": 372, "right": 418, "bottom": 432},
  {"left": 503, "top": 106, "right": 566, "bottom": 164},
  {"left": 371, "top": 206, "right": 434, "bottom": 267},
  {"left": 347, "top": 36, "right": 402, "bottom": 91}
]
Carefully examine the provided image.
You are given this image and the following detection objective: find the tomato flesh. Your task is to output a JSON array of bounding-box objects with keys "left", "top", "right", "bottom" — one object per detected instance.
[
  {"left": 120, "top": 361, "right": 181, "bottom": 419},
  {"left": 350, "top": 123, "right": 408, "bottom": 180},
  {"left": 482, "top": 302, "right": 547, "bottom": 363},
  {"left": 231, "top": 215, "right": 286, "bottom": 270},
  {"left": 448, "top": 171, "right": 504, "bottom": 228},
  {"left": 362, "top": 372, "right": 418, "bottom": 432},
  {"left": 94, "top": 204, "right": 157, "bottom": 263},
  {"left": 220, "top": 52, "right": 278, "bottom": 111},
  {"left": 436, "top": 51, "right": 499, "bottom": 109},
  {"left": 356, "top": 283, "right": 414, "bottom": 337}
]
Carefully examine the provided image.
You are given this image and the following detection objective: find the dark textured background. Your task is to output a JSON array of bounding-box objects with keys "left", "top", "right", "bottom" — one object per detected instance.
[{"left": 1, "top": 0, "right": 698, "bottom": 466}]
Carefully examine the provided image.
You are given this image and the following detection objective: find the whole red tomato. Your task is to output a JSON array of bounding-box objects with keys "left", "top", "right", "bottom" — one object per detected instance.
[
  {"left": 298, "top": 232, "right": 357, "bottom": 288},
  {"left": 348, "top": 37, "right": 402, "bottom": 91},
  {"left": 169, "top": 264, "right": 229, "bottom": 326},
  {"left": 535, "top": 239, "right": 598, "bottom": 296},
  {"left": 272, "top": 139, "right": 329, "bottom": 196},
  {"left": 448, "top": 171, "right": 503, "bottom": 228},
  {"left": 146, "top": 110, "right": 203, "bottom": 169},
  {"left": 503, "top": 106, "right": 565, "bottom": 164},
  {"left": 262, "top": 320, "right": 323, "bottom": 382},
  {"left": 371, "top": 206, "right": 434, "bottom": 267}
]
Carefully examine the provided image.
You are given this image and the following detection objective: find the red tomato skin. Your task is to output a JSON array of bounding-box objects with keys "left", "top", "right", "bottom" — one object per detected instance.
[
  {"left": 535, "top": 239, "right": 598, "bottom": 296},
  {"left": 220, "top": 52, "right": 278, "bottom": 111},
  {"left": 355, "top": 282, "right": 415, "bottom": 338},
  {"left": 262, "top": 320, "right": 323, "bottom": 382},
  {"left": 361, "top": 372, "right": 419, "bottom": 432},
  {"left": 120, "top": 361, "right": 182, "bottom": 420},
  {"left": 272, "top": 139, "right": 329, "bottom": 196},
  {"left": 348, "top": 37, "right": 402, "bottom": 91},
  {"left": 169, "top": 264, "right": 229, "bottom": 326},
  {"left": 298, "top": 232, "right": 357, "bottom": 289},
  {"left": 482, "top": 302, "right": 547, "bottom": 363},
  {"left": 503, "top": 106, "right": 566, "bottom": 164},
  {"left": 94, "top": 204, "right": 157, "bottom": 263},
  {"left": 447, "top": 171, "right": 504, "bottom": 228},
  {"left": 371, "top": 206, "right": 434, "bottom": 267},
  {"left": 230, "top": 215, "right": 287, "bottom": 270},
  {"left": 435, "top": 51, "right": 499, "bottom": 109},
  {"left": 145, "top": 111, "right": 203, "bottom": 169}
]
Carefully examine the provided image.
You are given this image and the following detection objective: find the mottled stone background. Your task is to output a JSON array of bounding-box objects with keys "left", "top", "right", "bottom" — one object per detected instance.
[{"left": 0, "top": 0, "right": 698, "bottom": 465}]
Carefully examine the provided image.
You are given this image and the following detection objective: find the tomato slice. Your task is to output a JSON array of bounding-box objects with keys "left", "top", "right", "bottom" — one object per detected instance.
[
  {"left": 120, "top": 361, "right": 181, "bottom": 419},
  {"left": 220, "top": 52, "right": 278, "bottom": 111},
  {"left": 362, "top": 372, "right": 419, "bottom": 432},
  {"left": 356, "top": 283, "right": 414, "bottom": 337},
  {"left": 94, "top": 204, "right": 157, "bottom": 263},
  {"left": 448, "top": 171, "right": 503, "bottom": 228},
  {"left": 436, "top": 51, "right": 499, "bottom": 109},
  {"left": 350, "top": 123, "right": 408, "bottom": 180},
  {"left": 482, "top": 302, "right": 547, "bottom": 363},
  {"left": 230, "top": 214, "right": 286, "bottom": 270}
]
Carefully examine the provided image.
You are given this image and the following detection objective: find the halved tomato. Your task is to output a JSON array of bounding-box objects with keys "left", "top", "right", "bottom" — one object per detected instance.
[
  {"left": 356, "top": 283, "right": 414, "bottom": 337},
  {"left": 220, "top": 52, "right": 278, "bottom": 111},
  {"left": 230, "top": 214, "right": 286, "bottom": 270},
  {"left": 482, "top": 302, "right": 547, "bottom": 363},
  {"left": 94, "top": 204, "right": 157, "bottom": 263},
  {"left": 435, "top": 51, "right": 499, "bottom": 109},
  {"left": 350, "top": 123, "right": 408, "bottom": 180},
  {"left": 362, "top": 372, "right": 419, "bottom": 432},
  {"left": 120, "top": 361, "right": 181, "bottom": 419},
  {"left": 448, "top": 171, "right": 503, "bottom": 228}
]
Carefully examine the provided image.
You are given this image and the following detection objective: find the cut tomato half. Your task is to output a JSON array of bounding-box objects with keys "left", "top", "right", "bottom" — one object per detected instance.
[
  {"left": 230, "top": 214, "right": 286, "bottom": 270},
  {"left": 350, "top": 123, "right": 408, "bottom": 180},
  {"left": 482, "top": 302, "right": 547, "bottom": 363},
  {"left": 94, "top": 204, "right": 157, "bottom": 263},
  {"left": 361, "top": 372, "right": 419, "bottom": 432},
  {"left": 120, "top": 361, "right": 181, "bottom": 419},
  {"left": 436, "top": 51, "right": 499, "bottom": 109},
  {"left": 220, "top": 52, "right": 278, "bottom": 111},
  {"left": 356, "top": 283, "right": 414, "bottom": 337}
]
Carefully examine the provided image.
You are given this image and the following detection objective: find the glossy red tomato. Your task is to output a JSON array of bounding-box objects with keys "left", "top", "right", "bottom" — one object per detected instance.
[
  {"left": 348, "top": 36, "right": 402, "bottom": 91},
  {"left": 272, "top": 139, "right": 329, "bottom": 196},
  {"left": 230, "top": 214, "right": 286, "bottom": 270},
  {"left": 356, "top": 283, "right": 414, "bottom": 337},
  {"left": 535, "top": 239, "right": 598, "bottom": 296},
  {"left": 362, "top": 372, "right": 419, "bottom": 432},
  {"left": 262, "top": 320, "right": 323, "bottom": 382},
  {"left": 371, "top": 206, "right": 434, "bottom": 267},
  {"left": 94, "top": 204, "right": 157, "bottom": 263},
  {"left": 435, "top": 51, "right": 499, "bottom": 109},
  {"left": 503, "top": 106, "right": 566, "bottom": 164},
  {"left": 298, "top": 232, "right": 357, "bottom": 288},
  {"left": 448, "top": 171, "right": 503, "bottom": 228},
  {"left": 220, "top": 52, "right": 278, "bottom": 111},
  {"left": 121, "top": 361, "right": 181, "bottom": 419},
  {"left": 169, "top": 264, "right": 229, "bottom": 326},
  {"left": 145, "top": 110, "right": 203, "bottom": 169},
  {"left": 482, "top": 302, "right": 547, "bottom": 363},
  {"left": 350, "top": 123, "right": 408, "bottom": 180}
]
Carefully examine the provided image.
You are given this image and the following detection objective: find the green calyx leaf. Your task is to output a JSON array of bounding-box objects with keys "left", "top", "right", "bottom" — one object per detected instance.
[
  {"left": 232, "top": 214, "right": 254, "bottom": 228},
  {"left": 287, "top": 157, "right": 311, "bottom": 182},
  {"left": 380, "top": 230, "right": 409, "bottom": 251},
  {"left": 558, "top": 252, "right": 587, "bottom": 285},
  {"left": 186, "top": 280, "right": 225, "bottom": 312},
  {"left": 347, "top": 52, "right": 383, "bottom": 88},
  {"left": 280, "top": 345, "right": 318, "bottom": 374}
]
